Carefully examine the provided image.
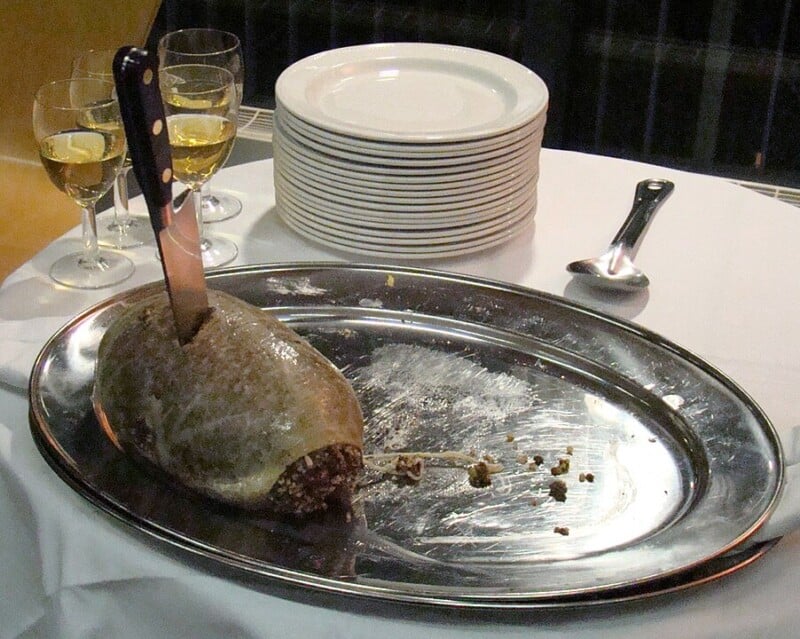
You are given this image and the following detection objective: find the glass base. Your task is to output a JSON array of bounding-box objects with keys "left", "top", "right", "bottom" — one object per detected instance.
[
  {"left": 202, "top": 191, "right": 242, "bottom": 223},
  {"left": 98, "top": 216, "right": 152, "bottom": 249},
  {"left": 200, "top": 234, "right": 238, "bottom": 269},
  {"left": 50, "top": 250, "right": 135, "bottom": 289}
]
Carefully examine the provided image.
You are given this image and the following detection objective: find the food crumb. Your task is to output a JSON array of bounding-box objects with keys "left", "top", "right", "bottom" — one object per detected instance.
[
  {"left": 566, "top": 446, "right": 574, "bottom": 455},
  {"left": 554, "top": 526, "right": 570, "bottom": 536},
  {"left": 468, "top": 461, "right": 493, "bottom": 488},
  {"left": 529, "top": 454, "right": 545, "bottom": 469},
  {"left": 584, "top": 472, "right": 595, "bottom": 483},
  {"left": 550, "top": 457, "right": 571, "bottom": 476},
  {"left": 386, "top": 274, "right": 395, "bottom": 287},
  {"left": 506, "top": 433, "right": 515, "bottom": 443},
  {"left": 530, "top": 497, "right": 538, "bottom": 507},
  {"left": 393, "top": 454, "right": 424, "bottom": 483},
  {"left": 516, "top": 453, "right": 529, "bottom": 464},
  {"left": 549, "top": 479, "right": 568, "bottom": 502}
]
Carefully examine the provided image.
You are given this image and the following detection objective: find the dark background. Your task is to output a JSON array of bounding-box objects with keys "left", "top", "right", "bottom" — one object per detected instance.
[{"left": 147, "top": 0, "right": 800, "bottom": 187}]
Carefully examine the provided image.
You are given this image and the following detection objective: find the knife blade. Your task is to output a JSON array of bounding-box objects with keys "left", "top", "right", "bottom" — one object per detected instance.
[{"left": 112, "top": 46, "right": 210, "bottom": 344}]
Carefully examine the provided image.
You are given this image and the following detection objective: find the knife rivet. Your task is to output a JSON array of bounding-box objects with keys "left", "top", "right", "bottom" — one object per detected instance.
[
  {"left": 162, "top": 168, "right": 172, "bottom": 184},
  {"left": 143, "top": 69, "right": 153, "bottom": 85},
  {"left": 152, "top": 119, "right": 163, "bottom": 136}
]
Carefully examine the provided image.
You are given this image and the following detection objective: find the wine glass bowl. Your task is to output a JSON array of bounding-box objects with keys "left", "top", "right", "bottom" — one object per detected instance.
[
  {"left": 33, "top": 77, "right": 134, "bottom": 288},
  {"left": 72, "top": 48, "right": 151, "bottom": 248},
  {"left": 160, "top": 63, "right": 239, "bottom": 268},
  {"left": 158, "top": 28, "right": 244, "bottom": 223}
]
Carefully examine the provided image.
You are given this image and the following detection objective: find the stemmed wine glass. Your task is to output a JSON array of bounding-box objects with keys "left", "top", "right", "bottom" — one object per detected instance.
[
  {"left": 33, "top": 78, "right": 134, "bottom": 288},
  {"left": 71, "top": 48, "right": 152, "bottom": 248},
  {"left": 158, "top": 28, "right": 243, "bottom": 223},
  {"left": 160, "top": 63, "right": 239, "bottom": 268}
]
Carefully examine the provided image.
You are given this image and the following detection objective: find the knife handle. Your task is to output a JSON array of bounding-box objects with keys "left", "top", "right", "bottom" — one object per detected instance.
[{"left": 113, "top": 46, "right": 172, "bottom": 233}]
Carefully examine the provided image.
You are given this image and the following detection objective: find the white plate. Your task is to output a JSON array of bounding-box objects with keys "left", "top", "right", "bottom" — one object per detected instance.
[
  {"left": 274, "top": 123, "right": 540, "bottom": 182},
  {"left": 274, "top": 118, "right": 540, "bottom": 176},
  {"left": 275, "top": 42, "right": 548, "bottom": 142},
  {"left": 276, "top": 157, "right": 537, "bottom": 207},
  {"left": 274, "top": 168, "right": 537, "bottom": 219},
  {"left": 277, "top": 100, "right": 546, "bottom": 158},
  {"left": 276, "top": 109, "right": 542, "bottom": 167},
  {"left": 280, "top": 178, "right": 537, "bottom": 232},
  {"left": 275, "top": 155, "right": 538, "bottom": 210},
  {"left": 277, "top": 185, "right": 536, "bottom": 241},
  {"left": 273, "top": 140, "right": 538, "bottom": 193},
  {"left": 277, "top": 199, "right": 535, "bottom": 258}
]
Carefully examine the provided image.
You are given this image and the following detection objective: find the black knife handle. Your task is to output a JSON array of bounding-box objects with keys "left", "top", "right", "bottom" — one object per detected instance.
[{"left": 113, "top": 46, "right": 172, "bottom": 233}]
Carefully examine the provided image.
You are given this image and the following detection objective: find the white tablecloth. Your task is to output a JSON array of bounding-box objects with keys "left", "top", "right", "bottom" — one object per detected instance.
[{"left": 2, "top": 149, "right": 799, "bottom": 638}]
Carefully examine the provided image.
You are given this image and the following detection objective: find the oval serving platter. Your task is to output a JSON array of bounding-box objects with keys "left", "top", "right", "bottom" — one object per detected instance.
[{"left": 29, "top": 263, "right": 783, "bottom": 608}]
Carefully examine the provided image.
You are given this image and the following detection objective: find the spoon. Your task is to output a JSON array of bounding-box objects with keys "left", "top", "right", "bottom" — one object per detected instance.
[{"left": 566, "top": 178, "right": 674, "bottom": 292}]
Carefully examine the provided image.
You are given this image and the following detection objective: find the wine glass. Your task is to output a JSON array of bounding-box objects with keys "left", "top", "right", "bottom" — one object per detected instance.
[
  {"left": 33, "top": 78, "right": 134, "bottom": 288},
  {"left": 71, "top": 49, "right": 152, "bottom": 248},
  {"left": 158, "top": 28, "right": 243, "bottom": 223},
  {"left": 160, "top": 63, "right": 238, "bottom": 268}
]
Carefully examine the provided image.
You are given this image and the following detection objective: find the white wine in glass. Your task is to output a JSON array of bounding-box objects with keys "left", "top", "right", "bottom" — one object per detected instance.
[
  {"left": 161, "top": 63, "right": 238, "bottom": 268},
  {"left": 158, "top": 28, "right": 244, "bottom": 223},
  {"left": 71, "top": 48, "right": 151, "bottom": 248},
  {"left": 33, "top": 78, "right": 134, "bottom": 288}
]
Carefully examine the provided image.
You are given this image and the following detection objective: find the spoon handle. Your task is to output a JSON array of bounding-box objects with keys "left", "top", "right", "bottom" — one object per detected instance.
[{"left": 610, "top": 179, "right": 675, "bottom": 249}]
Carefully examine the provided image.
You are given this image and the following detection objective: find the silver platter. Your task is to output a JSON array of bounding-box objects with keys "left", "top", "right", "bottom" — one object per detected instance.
[{"left": 29, "top": 263, "right": 783, "bottom": 608}]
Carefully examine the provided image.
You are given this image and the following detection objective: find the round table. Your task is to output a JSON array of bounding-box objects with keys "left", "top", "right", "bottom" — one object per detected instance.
[{"left": 1, "top": 149, "right": 799, "bottom": 638}]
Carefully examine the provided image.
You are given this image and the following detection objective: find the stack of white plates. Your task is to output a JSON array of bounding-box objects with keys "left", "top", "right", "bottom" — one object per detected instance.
[{"left": 273, "top": 42, "right": 548, "bottom": 259}]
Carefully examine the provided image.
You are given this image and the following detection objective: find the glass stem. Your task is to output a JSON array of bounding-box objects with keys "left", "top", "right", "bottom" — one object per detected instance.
[
  {"left": 113, "top": 166, "right": 132, "bottom": 227},
  {"left": 194, "top": 189, "right": 211, "bottom": 251},
  {"left": 201, "top": 179, "right": 218, "bottom": 207},
  {"left": 79, "top": 203, "right": 103, "bottom": 269}
]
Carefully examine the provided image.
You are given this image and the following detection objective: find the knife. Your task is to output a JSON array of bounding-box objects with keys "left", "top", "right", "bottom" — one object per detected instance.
[{"left": 113, "top": 46, "right": 210, "bottom": 344}]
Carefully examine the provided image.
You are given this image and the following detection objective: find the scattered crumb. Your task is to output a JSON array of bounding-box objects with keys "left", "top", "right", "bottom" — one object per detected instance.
[
  {"left": 364, "top": 450, "right": 502, "bottom": 485},
  {"left": 566, "top": 446, "right": 574, "bottom": 455},
  {"left": 392, "top": 454, "right": 424, "bottom": 483},
  {"left": 584, "top": 472, "right": 595, "bottom": 483},
  {"left": 550, "top": 457, "right": 571, "bottom": 476},
  {"left": 506, "top": 433, "right": 515, "bottom": 443},
  {"left": 516, "top": 453, "right": 529, "bottom": 464},
  {"left": 468, "top": 461, "right": 493, "bottom": 488},
  {"left": 649, "top": 437, "right": 657, "bottom": 443},
  {"left": 530, "top": 497, "right": 538, "bottom": 507},
  {"left": 554, "top": 526, "right": 570, "bottom": 536},
  {"left": 482, "top": 454, "right": 497, "bottom": 464},
  {"left": 386, "top": 274, "right": 395, "bottom": 287},
  {"left": 549, "top": 479, "right": 568, "bottom": 502},
  {"left": 531, "top": 454, "right": 545, "bottom": 468}
]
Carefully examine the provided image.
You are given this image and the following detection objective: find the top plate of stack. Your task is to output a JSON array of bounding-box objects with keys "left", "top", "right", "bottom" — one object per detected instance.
[{"left": 273, "top": 42, "right": 548, "bottom": 258}]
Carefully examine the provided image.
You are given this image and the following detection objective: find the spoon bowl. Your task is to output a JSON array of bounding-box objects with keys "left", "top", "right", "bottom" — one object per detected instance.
[{"left": 567, "top": 178, "right": 674, "bottom": 292}]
